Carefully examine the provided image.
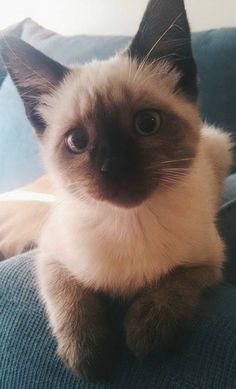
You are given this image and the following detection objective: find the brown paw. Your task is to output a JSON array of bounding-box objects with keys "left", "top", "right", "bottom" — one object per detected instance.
[
  {"left": 125, "top": 292, "right": 193, "bottom": 359},
  {"left": 57, "top": 323, "right": 118, "bottom": 382},
  {"left": 41, "top": 262, "right": 120, "bottom": 382},
  {"left": 58, "top": 333, "right": 117, "bottom": 381}
]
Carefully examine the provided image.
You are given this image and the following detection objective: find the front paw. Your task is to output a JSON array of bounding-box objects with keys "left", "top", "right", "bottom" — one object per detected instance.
[
  {"left": 125, "top": 292, "right": 193, "bottom": 359},
  {"left": 57, "top": 327, "right": 117, "bottom": 382}
]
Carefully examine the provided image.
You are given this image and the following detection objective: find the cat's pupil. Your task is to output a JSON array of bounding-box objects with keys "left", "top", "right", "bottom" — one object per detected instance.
[
  {"left": 66, "top": 129, "right": 88, "bottom": 154},
  {"left": 135, "top": 110, "right": 161, "bottom": 136},
  {"left": 139, "top": 114, "right": 155, "bottom": 132}
]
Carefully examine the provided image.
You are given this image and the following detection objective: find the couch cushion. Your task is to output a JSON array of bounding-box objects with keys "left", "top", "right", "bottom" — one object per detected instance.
[
  {"left": 219, "top": 174, "right": 236, "bottom": 284},
  {"left": 21, "top": 18, "right": 130, "bottom": 65},
  {"left": 193, "top": 28, "right": 236, "bottom": 136},
  {"left": 0, "top": 20, "right": 26, "bottom": 86},
  {"left": 1, "top": 253, "right": 236, "bottom": 388},
  {"left": 0, "top": 77, "right": 44, "bottom": 192}
]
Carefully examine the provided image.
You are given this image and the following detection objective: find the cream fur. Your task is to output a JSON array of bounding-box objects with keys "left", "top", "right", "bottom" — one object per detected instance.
[
  {"left": 0, "top": 176, "right": 52, "bottom": 257},
  {"left": 38, "top": 126, "right": 232, "bottom": 296}
]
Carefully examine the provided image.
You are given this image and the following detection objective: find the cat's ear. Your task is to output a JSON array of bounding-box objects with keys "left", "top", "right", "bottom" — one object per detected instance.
[
  {"left": 0, "top": 37, "right": 68, "bottom": 133},
  {"left": 128, "top": 0, "right": 197, "bottom": 100}
]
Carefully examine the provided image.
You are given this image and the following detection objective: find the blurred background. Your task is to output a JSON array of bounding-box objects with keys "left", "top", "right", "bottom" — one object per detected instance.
[{"left": 0, "top": 0, "right": 236, "bottom": 36}]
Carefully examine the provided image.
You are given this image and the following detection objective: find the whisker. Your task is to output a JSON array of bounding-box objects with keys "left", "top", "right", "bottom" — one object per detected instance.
[
  {"left": 160, "top": 158, "right": 193, "bottom": 164},
  {"left": 144, "top": 13, "right": 183, "bottom": 61}
]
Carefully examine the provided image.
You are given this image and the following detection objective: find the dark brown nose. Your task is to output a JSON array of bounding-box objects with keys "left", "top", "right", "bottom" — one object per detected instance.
[{"left": 101, "top": 156, "right": 129, "bottom": 176}]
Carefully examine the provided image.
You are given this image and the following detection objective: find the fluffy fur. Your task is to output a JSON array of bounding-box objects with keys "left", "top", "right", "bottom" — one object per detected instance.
[
  {"left": 38, "top": 124, "right": 231, "bottom": 294},
  {"left": 0, "top": 0, "right": 233, "bottom": 381},
  {"left": 35, "top": 57, "right": 231, "bottom": 294},
  {"left": 0, "top": 176, "right": 52, "bottom": 258}
]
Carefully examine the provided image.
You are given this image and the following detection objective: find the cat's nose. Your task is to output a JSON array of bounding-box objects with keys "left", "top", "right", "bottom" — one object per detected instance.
[{"left": 101, "top": 156, "right": 128, "bottom": 175}]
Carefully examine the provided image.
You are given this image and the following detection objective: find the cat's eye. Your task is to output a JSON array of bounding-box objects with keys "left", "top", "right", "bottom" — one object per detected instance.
[
  {"left": 134, "top": 110, "right": 161, "bottom": 136},
  {"left": 65, "top": 128, "right": 89, "bottom": 154}
]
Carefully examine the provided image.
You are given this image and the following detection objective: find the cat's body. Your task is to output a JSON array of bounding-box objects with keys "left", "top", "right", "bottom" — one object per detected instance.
[
  {"left": 39, "top": 125, "right": 230, "bottom": 296},
  {"left": 1, "top": 0, "right": 233, "bottom": 382}
]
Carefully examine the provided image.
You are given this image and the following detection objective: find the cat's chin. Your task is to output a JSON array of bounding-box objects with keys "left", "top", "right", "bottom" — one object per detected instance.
[
  {"left": 90, "top": 189, "right": 150, "bottom": 209},
  {"left": 105, "top": 197, "right": 145, "bottom": 209}
]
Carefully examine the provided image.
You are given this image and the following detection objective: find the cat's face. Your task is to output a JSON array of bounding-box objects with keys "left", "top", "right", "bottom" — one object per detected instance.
[
  {"left": 1, "top": 0, "right": 200, "bottom": 208},
  {"left": 40, "top": 57, "right": 200, "bottom": 207}
]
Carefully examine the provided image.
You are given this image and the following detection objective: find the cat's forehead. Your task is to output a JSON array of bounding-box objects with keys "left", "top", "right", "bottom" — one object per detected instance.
[
  {"left": 69, "top": 55, "right": 177, "bottom": 99},
  {"left": 40, "top": 55, "right": 193, "bottom": 135}
]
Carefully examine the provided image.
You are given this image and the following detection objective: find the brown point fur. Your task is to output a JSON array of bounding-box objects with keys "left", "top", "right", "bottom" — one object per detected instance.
[
  {"left": 41, "top": 259, "right": 222, "bottom": 379},
  {"left": 125, "top": 263, "right": 221, "bottom": 358},
  {"left": 43, "top": 261, "right": 119, "bottom": 381}
]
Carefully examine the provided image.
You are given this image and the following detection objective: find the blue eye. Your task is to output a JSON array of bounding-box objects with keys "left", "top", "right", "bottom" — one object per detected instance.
[
  {"left": 66, "top": 128, "right": 88, "bottom": 154},
  {"left": 135, "top": 110, "right": 161, "bottom": 136}
]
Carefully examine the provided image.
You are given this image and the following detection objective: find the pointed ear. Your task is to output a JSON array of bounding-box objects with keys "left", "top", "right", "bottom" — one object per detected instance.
[
  {"left": 129, "top": 0, "right": 197, "bottom": 100},
  {"left": 0, "top": 37, "right": 68, "bottom": 133}
]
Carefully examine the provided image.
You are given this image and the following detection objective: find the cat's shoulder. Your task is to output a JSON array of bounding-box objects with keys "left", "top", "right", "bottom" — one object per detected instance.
[{"left": 200, "top": 123, "right": 233, "bottom": 176}]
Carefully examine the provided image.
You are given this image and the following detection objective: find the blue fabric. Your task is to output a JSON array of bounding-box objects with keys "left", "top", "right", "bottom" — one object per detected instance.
[
  {"left": 1, "top": 20, "right": 236, "bottom": 191},
  {"left": 20, "top": 19, "right": 130, "bottom": 66},
  {"left": 219, "top": 174, "right": 236, "bottom": 284},
  {"left": 192, "top": 28, "right": 236, "bottom": 137},
  {"left": 1, "top": 253, "right": 236, "bottom": 389},
  {"left": 0, "top": 78, "right": 44, "bottom": 192},
  {"left": 0, "top": 19, "right": 25, "bottom": 86}
]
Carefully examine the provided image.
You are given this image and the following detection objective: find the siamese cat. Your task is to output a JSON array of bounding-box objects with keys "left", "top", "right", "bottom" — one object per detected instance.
[{"left": 1, "top": 0, "right": 232, "bottom": 382}]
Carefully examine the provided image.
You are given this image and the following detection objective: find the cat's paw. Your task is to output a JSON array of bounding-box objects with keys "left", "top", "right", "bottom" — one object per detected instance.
[
  {"left": 125, "top": 293, "right": 191, "bottom": 359},
  {"left": 57, "top": 330, "right": 117, "bottom": 382}
]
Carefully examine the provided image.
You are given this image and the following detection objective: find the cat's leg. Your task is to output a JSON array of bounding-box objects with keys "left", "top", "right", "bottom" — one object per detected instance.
[
  {"left": 125, "top": 263, "right": 221, "bottom": 358},
  {"left": 37, "top": 255, "right": 118, "bottom": 381}
]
